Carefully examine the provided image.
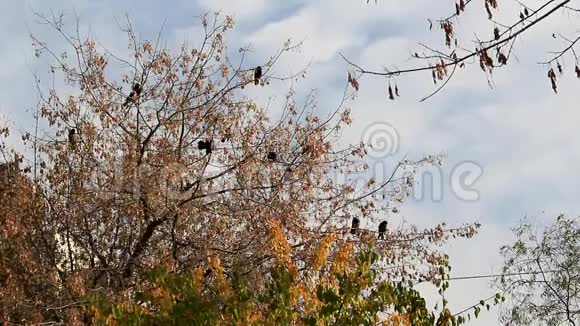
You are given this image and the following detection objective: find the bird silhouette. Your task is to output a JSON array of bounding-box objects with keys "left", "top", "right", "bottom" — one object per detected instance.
[
  {"left": 378, "top": 221, "right": 388, "bottom": 240},
  {"left": 351, "top": 217, "right": 360, "bottom": 235},
  {"left": 68, "top": 128, "right": 77, "bottom": 149},
  {"left": 254, "top": 66, "right": 262, "bottom": 85}
]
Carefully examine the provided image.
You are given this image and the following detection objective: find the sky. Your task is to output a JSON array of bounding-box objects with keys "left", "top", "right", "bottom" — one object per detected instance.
[{"left": 2, "top": 0, "right": 580, "bottom": 324}]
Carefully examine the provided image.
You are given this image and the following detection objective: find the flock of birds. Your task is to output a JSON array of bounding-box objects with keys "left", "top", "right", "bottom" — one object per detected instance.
[
  {"left": 66, "top": 66, "right": 264, "bottom": 151},
  {"left": 351, "top": 217, "right": 388, "bottom": 240},
  {"left": 65, "top": 66, "right": 390, "bottom": 239},
  {"left": 121, "top": 66, "right": 261, "bottom": 108}
]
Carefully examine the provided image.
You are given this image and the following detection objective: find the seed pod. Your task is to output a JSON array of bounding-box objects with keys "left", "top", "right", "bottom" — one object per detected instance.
[
  {"left": 548, "top": 68, "right": 558, "bottom": 93},
  {"left": 485, "top": 2, "right": 493, "bottom": 19},
  {"left": 498, "top": 53, "right": 507, "bottom": 65},
  {"left": 494, "top": 27, "right": 500, "bottom": 40}
]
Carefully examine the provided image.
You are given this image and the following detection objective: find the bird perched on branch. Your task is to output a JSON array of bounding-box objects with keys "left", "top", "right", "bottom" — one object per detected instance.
[
  {"left": 123, "top": 83, "right": 142, "bottom": 106},
  {"left": 378, "top": 221, "right": 388, "bottom": 240},
  {"left": 351, "top": 217, "right": 360, "bottom": 235},
  {"left": 198, "top": 139, "right": 213, "bottom": 155},
  {"left": 133, "top": 83, "right": 142, "bottom": 96},
  {"left": 68, "top": 128, "right": 77, "bottom": 149},
  {"left": 254, "top": 66, "right": 262, "bottom": 85}
]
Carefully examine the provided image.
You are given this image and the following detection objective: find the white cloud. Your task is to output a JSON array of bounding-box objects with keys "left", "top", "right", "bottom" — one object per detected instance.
[{"left": 197, "top": 0, "right": 269, "bottom": 20}]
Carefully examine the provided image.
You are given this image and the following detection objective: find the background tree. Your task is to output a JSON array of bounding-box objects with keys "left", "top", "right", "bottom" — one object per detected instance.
[
  {"left": 1, "top": 12, "right": 481, "bottom": 324},
  {"left": 496, "top": 215, "right": 580, "bottom": 326},
  {"left": 346, "top": 0, "right": 580, "bottom": 100}
]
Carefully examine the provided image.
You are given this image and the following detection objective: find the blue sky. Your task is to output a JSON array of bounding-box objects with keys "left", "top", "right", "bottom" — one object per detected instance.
[{"left": 2, "top": 0, "right": 580, "bottom": 324}]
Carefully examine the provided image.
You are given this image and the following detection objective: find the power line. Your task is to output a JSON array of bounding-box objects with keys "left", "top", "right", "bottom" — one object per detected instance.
[
  {"left": 447, "top": 270, "right": 559, "bottom": 281},
  {"left": 382, "top": 270, "right": 561, "bottom": 285},
  {"left": 388, "top": 269, "right": 563, "bottom": 286}
]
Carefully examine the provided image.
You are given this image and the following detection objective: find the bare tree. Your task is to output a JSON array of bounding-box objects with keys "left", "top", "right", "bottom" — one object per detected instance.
[{"left": 344, "top": 0, "right": 580, "bottom": 101}]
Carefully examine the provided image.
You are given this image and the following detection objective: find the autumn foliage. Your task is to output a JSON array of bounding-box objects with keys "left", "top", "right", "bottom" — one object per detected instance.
[
  {"left": 91, "top": 220, "right": 454, "bottom": 325},
  {"left": 0, "top": 13, "right": 481, "bottom": 325}
]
